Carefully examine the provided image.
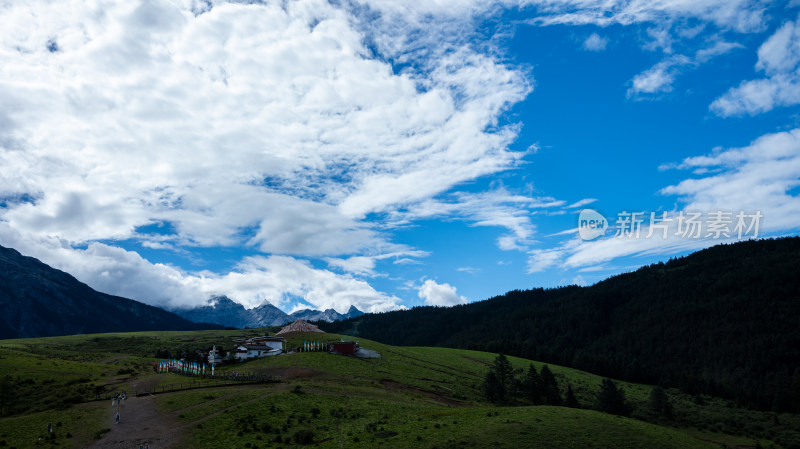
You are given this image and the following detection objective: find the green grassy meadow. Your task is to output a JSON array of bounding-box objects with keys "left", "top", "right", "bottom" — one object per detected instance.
[{"left": 0, "top": 329, "right": 798, "bottom": 448}]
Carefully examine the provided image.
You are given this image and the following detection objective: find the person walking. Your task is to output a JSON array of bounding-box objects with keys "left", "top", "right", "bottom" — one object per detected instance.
[{"left": 115, "top": 411, "right": 120, "bottom": 424}]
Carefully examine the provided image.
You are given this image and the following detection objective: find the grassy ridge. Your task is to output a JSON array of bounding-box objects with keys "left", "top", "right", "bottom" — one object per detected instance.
[
  {"left": 0, "top": 329, "right": 797, "bottom": 448},
  {"left": 178, "top": 388, "right": 716, "bottom": 449}
]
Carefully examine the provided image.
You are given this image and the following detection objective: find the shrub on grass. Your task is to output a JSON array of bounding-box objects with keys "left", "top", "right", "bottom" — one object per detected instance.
[
  {"left": 292, "top": 429, "right": 314, "bottom": 445},
  {"left": 648, "top": 387, "right": 673, "bottom": 418},
  {"left": 596, "top": 378, "right": 630, "bottom": 416}
]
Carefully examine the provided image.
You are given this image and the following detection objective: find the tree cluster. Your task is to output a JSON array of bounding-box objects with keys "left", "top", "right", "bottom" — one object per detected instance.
[
  {"left": 483, "top": 355, "right": 575, "bottom": 408},
  {"left": 596, "top": 378, "right": 630, "bottom": 416}
]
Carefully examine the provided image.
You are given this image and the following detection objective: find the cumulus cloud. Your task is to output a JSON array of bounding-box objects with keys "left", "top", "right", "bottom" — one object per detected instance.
[
  {"left": 190, "top": 255, "right": 405, "bottom": 313},
  {"left": 0, "top": 221, "right": 402, "bottom": 313},
  {"left": 628, "top": 56, "right": 688, "bottom": 97},
  {"left": 582, "top": 32, "right": 608, "bottom": 51},
  {"left": 0, "top": 0, "right": 533, "bottom": 310},
  {"left": 712, "top": 17, "right": 800, "bottom": 116},
  {"left": 0, "top": 0, "right": 786, "bottom": 313},
  {"left": 417, "top": 279, "right": 468, "bottom": 306}
]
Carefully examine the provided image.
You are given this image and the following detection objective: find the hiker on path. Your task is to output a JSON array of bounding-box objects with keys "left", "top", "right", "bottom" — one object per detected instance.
[{"left": 115, "top": 411, "right": 120, "bottom": 424}]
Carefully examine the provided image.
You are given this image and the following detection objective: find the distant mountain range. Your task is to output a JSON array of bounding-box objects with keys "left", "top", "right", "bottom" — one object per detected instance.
[
  {"left": 0, "top": 244, "right": 220, "bottom": 339},
  {"left": 290, "top": 305, "right": 363, "bottom": 323},
  {"left": 174, "top": 296, "right": 363, "bottom": 329}
]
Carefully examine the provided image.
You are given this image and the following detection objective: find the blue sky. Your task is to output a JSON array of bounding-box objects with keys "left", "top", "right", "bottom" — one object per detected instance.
[{"left": 1, "top": 0, "right": 799, "bottom": 314}]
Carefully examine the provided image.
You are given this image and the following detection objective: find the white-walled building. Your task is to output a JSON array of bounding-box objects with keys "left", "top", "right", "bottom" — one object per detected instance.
[{"left": 231, "top": 336, "right": 285, "bottom": 361}]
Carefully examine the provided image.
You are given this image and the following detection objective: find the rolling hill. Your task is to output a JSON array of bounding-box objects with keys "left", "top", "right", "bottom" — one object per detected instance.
[{"left": 3, "top": 329, "right": 797, "bottom": 448}]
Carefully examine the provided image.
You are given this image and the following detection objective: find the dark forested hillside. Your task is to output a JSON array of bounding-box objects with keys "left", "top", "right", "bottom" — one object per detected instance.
[
  {"left": 321, "top": 237, "right": 800, "bottom": 412},
  {"left": 0, "top": 245, "right": 220, "bottom": 338}
]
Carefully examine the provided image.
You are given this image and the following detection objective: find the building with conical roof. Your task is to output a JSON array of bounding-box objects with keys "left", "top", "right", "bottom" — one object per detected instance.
[{"left": 275, "top": 319, "right": 325, "bottom": 336}]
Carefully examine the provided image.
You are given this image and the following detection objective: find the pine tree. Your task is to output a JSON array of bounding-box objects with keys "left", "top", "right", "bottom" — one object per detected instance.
[
  {"left": 648, "top": 386, "right": 672, "bottom": 417},
  {"left": 539, "top": 365, "right": 562, "bottom": 406},
  {"left": 564, "top": 384, "right": 579, "bottom": 408},
  {"left": 483, "top": 371, "right": 504, "bottom": 404},
  {"left": 484, "top": 354, "right": 514, "bottom": 404},
  {"left": 523, "top": 364, "right": 541, "bottom": 404},
  {"left": 493, "top": 354, "right": 514, "bottom": 402},
  {"left": 597, "top": 378, "right": 629, "bottom": 416}
]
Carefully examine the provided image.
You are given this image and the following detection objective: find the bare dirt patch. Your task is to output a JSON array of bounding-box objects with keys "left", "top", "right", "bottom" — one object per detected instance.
[
  {"left": 460, "top": 355, "right": 490, "bottom": 366},
  {"left": 379, "top": 379, "right": 468, "bottom": 407},
  {"left": 87, "top": 395, "right": 181, "bottom": 449}
]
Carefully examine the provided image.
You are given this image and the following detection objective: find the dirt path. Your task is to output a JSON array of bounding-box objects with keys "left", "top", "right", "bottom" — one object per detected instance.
[{"left": 87, "top": 395, "right": 181, "bottom": 449}]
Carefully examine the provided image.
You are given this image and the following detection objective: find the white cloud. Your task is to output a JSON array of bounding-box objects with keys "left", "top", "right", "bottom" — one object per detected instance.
[
  {"left": 660, "top": 128, "right": 800, "bottom": 230},
  {"left": 0, "top": 221, "right": 403, "bottom": 313},
  {"left": 526, "top": 128, "right": 800, "bottom": 272},
  {"left": 390, "top": 189, "right": 565, "bottom": 251},
  {"left": 524, "top": 1, "right": 752, "bottom": 101},
  {"left": 0, "top": 0, "right": 534, "bottom": 310},
  {"left": 711, "top": 17, "right": 800, "bottom": 116},
  {"left": 628, "top": 58, "right": 683, "bottom": 97},
  {"left": 526, "top": 0, "right": 767, "bottom": 33},
  {"left": 0, "top": 0, "right": 530, "bottom": 247},
  {"left": 695, "top": 39, "right": 744, "bottom": 63},
  {"left": 324, "top": 250, "right": 429, "bottom": 276},
  {"left": 417, "top": 279, "right": 468, "bottom": 306},
  {"left": 582, "top": 33, "right": 608, "bottom": 51},
  {"left": 567, "top": 198, "right": 597, "bottom": 208},
  {"left": 571, "top": 274, "right": 587, "bottom": 286},
  {"left": 644, "top": 26, "right": 673, "bottom": 53},
  {"left": 628, "top": 38, "right": 741, "bottom": 99},
  {"left": 191, "top": 255, "right": 404, "bottom": 313}
]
